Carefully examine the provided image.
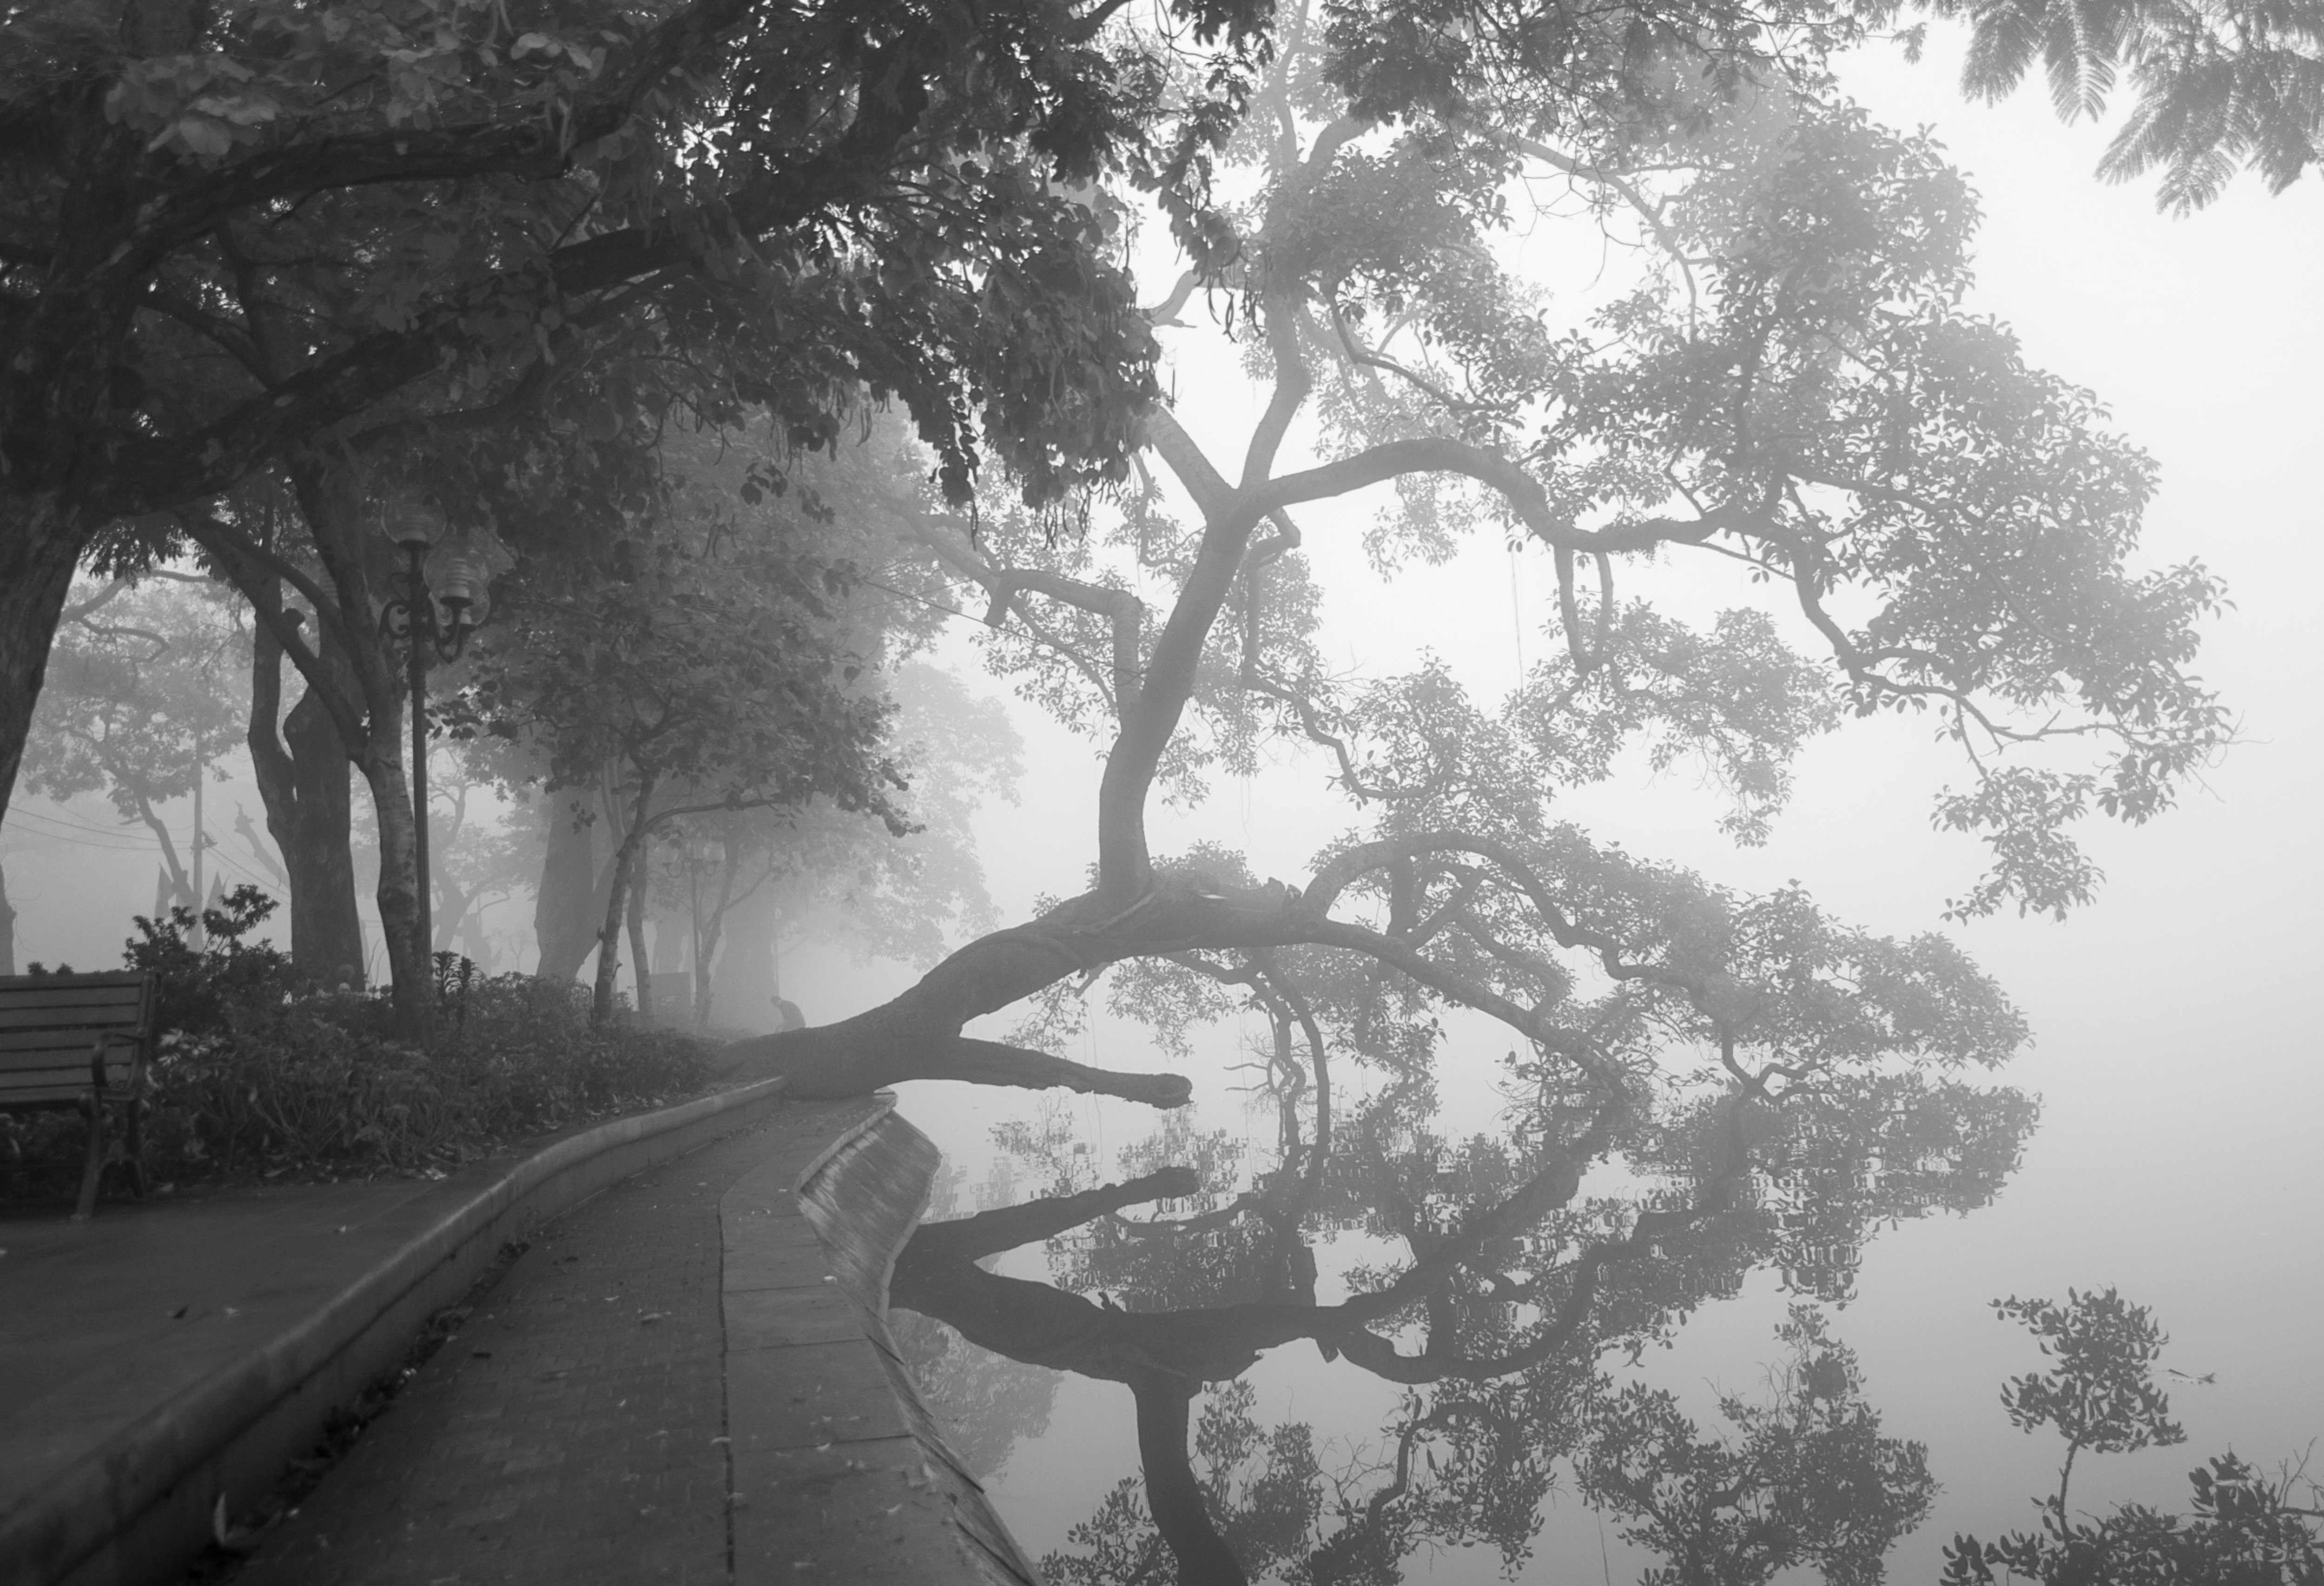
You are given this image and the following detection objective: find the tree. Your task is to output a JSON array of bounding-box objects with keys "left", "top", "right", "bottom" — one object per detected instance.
[
  {"left": 0, "top": 0, "right": 1248, "bottom": 830},
  {"left": 462, "top": 479, "right": 906, "bottom": 1023},
  {"left": 1943, "top": 1289, "right": 2324, "bottom": 1584},
  {"left": 728, "top": 0, "right": 2225, "bottom": 1100},
  {"left": 708, "top": 6, "right": 2242, "bottom": 1570},
  {"left": 893, "top": 1034, "right": 2028, "bottom": 1585},
  {"left": 1914, "top": 0, "right": 2324, "bottom": 212},
  {"left": 678, "top": 661, "right": 1024, "bottom": 1027},
  {"left": 241, "top": 529, "right": 370, "bottom": 984},
  {"left": 423, "top": 744, "right": 535, "bottom": 966},
  {"left": 1578, "top": 1308, "right": 1935, "bottom": 1586},
  {"left": 513, "top": 420, "right": 1013, "bottom": 1022},
  {"left": 0, "top": 0, "right": 1267, "bottom": 1037},
  {"left": 18, "top": 575, "right": 245, "bottom": 907}
]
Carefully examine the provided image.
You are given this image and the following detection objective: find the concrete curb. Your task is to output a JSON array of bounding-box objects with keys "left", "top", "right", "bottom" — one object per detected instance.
[
  {"left": 9, "top": 1076, "right": 789, "bottom": 1586},
  {"left": 720, "top": 1101, "right": 1043, "bottom": 1584}
]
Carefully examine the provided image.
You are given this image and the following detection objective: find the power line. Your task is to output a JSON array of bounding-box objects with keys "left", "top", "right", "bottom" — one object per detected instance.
[
  {"left": 8, "top": 803, "right": 146, "bottom": 838},
  {"left": 3, "top": 808, "right": 157, "bottom": 853},
  {"left": 7, "top": 806, "right": 280, "bottom": 898}
]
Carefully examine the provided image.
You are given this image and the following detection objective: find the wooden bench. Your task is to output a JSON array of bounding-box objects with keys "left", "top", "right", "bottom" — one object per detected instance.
[{"left": 0, "top": 971, "right": 158, "bottom": 1219}]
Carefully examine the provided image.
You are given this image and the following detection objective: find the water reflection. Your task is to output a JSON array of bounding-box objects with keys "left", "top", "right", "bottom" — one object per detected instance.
[{"left": 893, "top": 1045, "right": 2033, "bottom": 1582}]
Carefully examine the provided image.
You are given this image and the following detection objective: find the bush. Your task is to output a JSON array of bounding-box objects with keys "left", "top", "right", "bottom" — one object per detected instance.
[{"left": 0, "top": 892, "right": 713, "bottom": 1199}]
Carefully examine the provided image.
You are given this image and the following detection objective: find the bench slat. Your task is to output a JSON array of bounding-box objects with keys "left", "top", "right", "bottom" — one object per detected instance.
[
  {"left": 0, "top": 1070, "right": 133, "bottom": 1101},
  {"left": 0, "top": 1068, "right": 132, "bottom": 1094},
  {"left": 0, "top": 983, "right": 149, "bottom": 1011},
  {"left": 0, "top": 1065, "right": 140, "bottom": 1092},
  {"left": 0, "top": 1007, "right": 152, "bottom": 1035},
  {"left": 0, "top": 1045, "right": 138, "bottom": 1070},
  {"left": 0, "top": 1079, "right": 120, "bottom": 1107},
  {"left": 0, "top": 974, "right": 154, "bottom": 1117},
  {"left": 0, "top": 1026, "right": 147, "bottom": 1052}
]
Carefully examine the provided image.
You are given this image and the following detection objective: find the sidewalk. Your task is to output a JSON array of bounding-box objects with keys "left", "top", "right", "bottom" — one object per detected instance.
[
  {"left": 1, "top": 1086, "right": 1039, "bottom": 1586},
  {"left": 234, "top": 1107, "right": 825, "bottom": 1586}
]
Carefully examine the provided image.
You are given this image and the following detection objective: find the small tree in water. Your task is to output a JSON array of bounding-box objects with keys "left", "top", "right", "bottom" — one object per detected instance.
[{"left": 1944, "top": 1289, "right": 2323, "bottom": 1585}]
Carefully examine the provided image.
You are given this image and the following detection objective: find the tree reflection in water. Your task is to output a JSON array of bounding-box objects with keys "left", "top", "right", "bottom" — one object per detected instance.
[{"left": 891, "top": 906, "right": 2039, "bottom": 1584}]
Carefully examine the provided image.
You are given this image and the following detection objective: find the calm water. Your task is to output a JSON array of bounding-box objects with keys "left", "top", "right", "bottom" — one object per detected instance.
[{"left": 884, "top": 995, "right": 2324, "bottom": 1585}]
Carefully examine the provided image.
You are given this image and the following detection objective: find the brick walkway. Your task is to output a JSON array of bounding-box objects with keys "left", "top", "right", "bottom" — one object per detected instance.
[{"left": 235, "top": 1117, "right": 784, "bottom": 1586}]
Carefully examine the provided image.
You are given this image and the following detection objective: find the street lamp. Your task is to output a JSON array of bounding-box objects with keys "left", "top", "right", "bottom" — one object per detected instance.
[{"left": 376, "top": 501, "right": 488, "bottom": 984}]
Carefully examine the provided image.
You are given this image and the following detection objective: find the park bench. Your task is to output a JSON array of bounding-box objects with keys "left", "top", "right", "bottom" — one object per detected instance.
[{"left": 0, "top": 971, "right": 157, "bottom": 1219}]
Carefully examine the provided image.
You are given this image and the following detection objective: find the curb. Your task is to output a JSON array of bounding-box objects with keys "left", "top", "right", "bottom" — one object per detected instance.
[
  {"left": 9, "top": 1076, "right": 789, "bottom": 1586},
  {"left": 717, "top": 1101, "right": 1043, "bottom": 1583}
]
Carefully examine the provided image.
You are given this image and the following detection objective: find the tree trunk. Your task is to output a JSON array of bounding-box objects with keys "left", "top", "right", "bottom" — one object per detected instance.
[
  {"left": 0, "top": 501, "right": 85, "bottom": 831},
  {"left": 458, "top": 907, "right": 495, "bottom": 972},
  {"left": 282, "top": 691, "right": 367, "bottom": 981},
  {"left": 0, "top": 859, "right": 16, "bottom": 975},
  {"left": 715, "top": 880, "right": 784, "bottom": 1030},
  {"left": 591, "top": 773, "right": 657, "bottom": 1024},
  {"left": 1134, "top": 1373, "right": 1248, "bottom": 1586},
  {"left": 649, "top": 900, "right": 682, "bottom": 972},
  {"left": 627, "top": 863, "right": 653, "bottom": 1021},
  {"left": 429, "top": 773, "right": 471, "bottom": 954},
  {"left": 132, "top": 790, "right": 197, "bottom": 911},
  {"left": 249, "top": 599, "right": 368, "bottom": 985},
  {"left": 357, "top": 715, "right": 432, "bottom": 1041},
  {"left": 434, "top": 865, "right": 473, "bottom": 954},
  {"left": 690, "top": 846, "right": 744, "bottom": 1031},
  {"left": 280, "top": 458, "right": 434, "bottom": 1039},
  {"left": 534, "top": 788, "right": 609, "bottom": 982}
]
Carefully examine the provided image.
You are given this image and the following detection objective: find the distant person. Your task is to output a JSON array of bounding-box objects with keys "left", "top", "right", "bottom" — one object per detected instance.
[{"left": 771, "top": 996, "right": 805, "bottom": 1032}]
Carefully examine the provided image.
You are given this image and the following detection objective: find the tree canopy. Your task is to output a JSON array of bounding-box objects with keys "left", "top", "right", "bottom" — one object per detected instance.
[{"left": 18, "top": 575, "right": 246, "bottom": 904}]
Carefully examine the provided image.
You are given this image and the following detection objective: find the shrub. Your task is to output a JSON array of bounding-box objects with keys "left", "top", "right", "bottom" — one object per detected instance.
[
  {"left": 123, "top": 885, "right": 305, "bottom": 1036},
  {"left": 0, "top": 895, "right": 713, "bottom": 1199}
]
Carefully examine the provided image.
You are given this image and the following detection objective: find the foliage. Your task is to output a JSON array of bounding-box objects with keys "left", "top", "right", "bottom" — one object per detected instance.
[
  {"left": 1993, "top": 1288, "right": 2187, "bottom": 1473},
  {"left": 0, "top": 0, "right": 1217, "bottom": 525},
  {"left": 18, "top": 578, "right": 249, "bottom": 896},
  {"left": 456, "top": 431, "right": 913, "bottom": 1019},
  {"left": 1041, "top": 1381, "right": 1327, "bottom": 1586},
  {"left": 916, "top": 1045, "right": 2037, "bottom": 1583},
  {"left": 887, "top": 1312, "right": 1060, "bottom": 1481},
  {"left": 137, "top": 973, "right": 707, "bottom": 1178},
  {"left": 695, "top": 662, "right": 1023, "bottom": 969},
  {"left": 1578, "top": 1307, "right": 1935, "bottom": 1586},
  {"left": 1942, "top": 1290, "right": 2324, "bottom": 1584},
  {"left": 920, "top": 32, "right": 2231, "bottom": 930},
  {"left": 462, "top": 434, "right": 908, "bottom": 822},
  {"left": 1916, "top": 0, "right": 2324, "bottom": 211},
  {"left": 123, "top": 883, "right": 303, "bottom": 1035},
  {"left": 0, "top": 891, "right": 708, "bottom": 1197},
  {"left": 594, "top": 436, "right": 1022, "bottom": 1006}
]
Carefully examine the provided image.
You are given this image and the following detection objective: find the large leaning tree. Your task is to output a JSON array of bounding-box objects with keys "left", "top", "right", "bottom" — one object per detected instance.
[
  {"left": 799, "top": 5, "right": 2258, "bottom": 1568},
  {"left": 728, "top": 0, "right": 2232, "bottom": 1107}
]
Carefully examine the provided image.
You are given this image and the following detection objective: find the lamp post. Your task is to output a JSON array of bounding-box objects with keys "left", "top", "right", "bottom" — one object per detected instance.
[{"left": 376, "top": 504, "right": 487, "bottom": 989}]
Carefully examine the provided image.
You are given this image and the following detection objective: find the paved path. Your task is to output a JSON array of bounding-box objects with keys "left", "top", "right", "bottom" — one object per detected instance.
[
  {"left": 233, "top": 1104, "right": 855, "bottom": 1586},
  {"left": 2, "top": 1153, "right": 601, "bottom": 1515},
  {"left": 3, "top": 1089, "right": 1036, "bottom": 1586}
]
